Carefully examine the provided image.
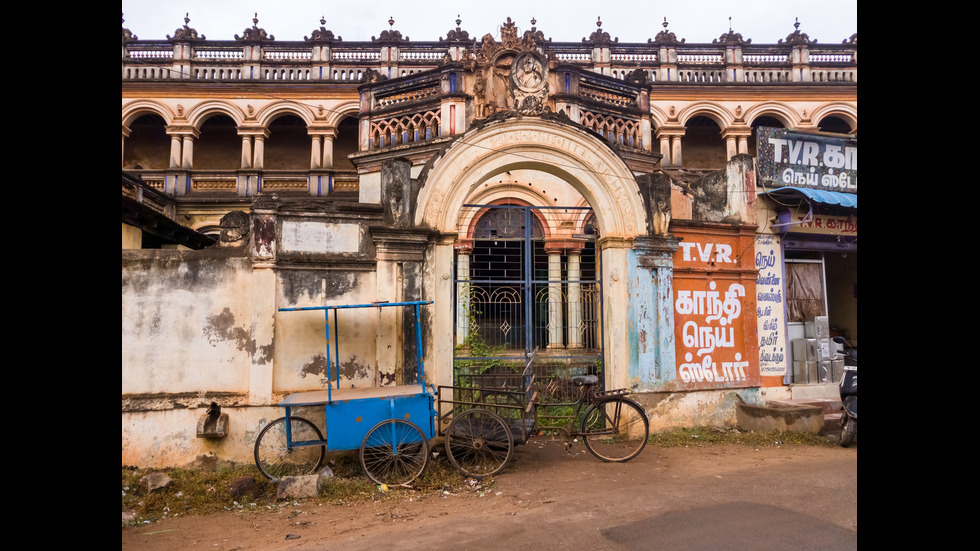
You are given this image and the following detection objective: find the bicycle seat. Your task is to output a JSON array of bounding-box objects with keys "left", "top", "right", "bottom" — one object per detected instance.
[{"left": 571, "top": 375, "right": 599, "bottom": 386}]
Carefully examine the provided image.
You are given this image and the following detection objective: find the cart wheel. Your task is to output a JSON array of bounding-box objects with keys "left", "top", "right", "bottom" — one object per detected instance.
[
  {"left": 445, "top": 409, "right": 514, "bottom": 478},
  {"left": 254, "top": 417, "right": 325, "bottom": 481},
  {"left": 580, "top": 398, "right": 649, "bottom": 462},
  {"left": 359, "top": 419, "right": 430, "bottom": 486}
]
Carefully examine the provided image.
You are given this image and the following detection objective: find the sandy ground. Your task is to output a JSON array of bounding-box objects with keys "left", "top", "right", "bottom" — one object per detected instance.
[{"left": 122, "top": 439, "right": 857, "bottom": 550}]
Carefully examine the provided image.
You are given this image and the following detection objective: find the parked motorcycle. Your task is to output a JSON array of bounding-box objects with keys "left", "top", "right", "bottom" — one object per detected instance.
[{"left": 838, "top": 366, "right": 857, "bottom": 447}]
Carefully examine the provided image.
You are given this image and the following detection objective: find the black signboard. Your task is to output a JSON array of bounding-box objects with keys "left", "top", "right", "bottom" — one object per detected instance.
[{"left": 756, "top": 127, "right": 857, "bottom": 193}]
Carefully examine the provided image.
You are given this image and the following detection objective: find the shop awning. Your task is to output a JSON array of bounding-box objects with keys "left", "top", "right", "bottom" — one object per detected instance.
[{"left": 761, "top": 187, "right": 857, "bottom": 209}]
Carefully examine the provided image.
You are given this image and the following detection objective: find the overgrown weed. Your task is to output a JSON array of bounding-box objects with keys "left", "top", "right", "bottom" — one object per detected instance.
[
  {"left": 123, "top": 428, "right": 833, "bottom": 527},
  {"left": 649, "top": 426, "right": 837, "bottom": 447}
]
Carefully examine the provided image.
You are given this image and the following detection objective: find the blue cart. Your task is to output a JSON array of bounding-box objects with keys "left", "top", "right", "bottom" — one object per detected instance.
[{"left": 253, "top": 300, "right": 437, "bottom": 486}]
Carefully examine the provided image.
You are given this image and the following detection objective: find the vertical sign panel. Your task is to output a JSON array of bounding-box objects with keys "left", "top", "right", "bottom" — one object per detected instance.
[{"left": 672, "top": 226, "right": 760, "bottom": 390}]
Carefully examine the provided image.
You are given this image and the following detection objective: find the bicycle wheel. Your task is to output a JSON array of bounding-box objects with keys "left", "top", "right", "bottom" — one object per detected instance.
[
  {"left": 359, "top": 419, "right": 430, "bottom": 486},
  {"left": 580, "top": 398, "right": 649, "bottom": 462},
  {"left": 254, "top": 416, "right": 325, "bottom": 481},
  {"left": 445, "top": 409, "right": 514, "bottom": 477}
]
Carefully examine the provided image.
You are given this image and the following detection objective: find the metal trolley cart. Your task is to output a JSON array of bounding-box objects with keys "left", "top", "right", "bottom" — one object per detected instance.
[
  {"left": 253, "top": 300, "right": 437, "bottom": 486},
  {"left": 437, "top": 348, "right": 650, "bottom": 479}
]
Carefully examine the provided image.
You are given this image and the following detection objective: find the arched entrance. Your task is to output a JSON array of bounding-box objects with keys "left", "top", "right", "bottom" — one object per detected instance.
[{"left": 413, "top": 118, "right": 652, "bottom": 393}]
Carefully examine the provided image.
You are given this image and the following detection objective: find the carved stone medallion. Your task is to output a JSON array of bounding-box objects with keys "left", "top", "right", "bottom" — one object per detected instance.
[{"left": 510, "top": 52, "right": 548, "bottom": 115}]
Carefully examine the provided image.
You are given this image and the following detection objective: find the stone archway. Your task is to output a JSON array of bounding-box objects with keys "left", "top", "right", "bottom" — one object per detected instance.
[{"left": 413, "top": 117, "right": 669, "bottom": 392}]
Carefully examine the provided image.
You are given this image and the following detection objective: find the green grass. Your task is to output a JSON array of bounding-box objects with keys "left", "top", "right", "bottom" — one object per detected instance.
[
  {"left": 648, "top": 426, "right": 838, "bottom": 447},
  {"left": 122, "top": 428, "right": 834, "bottom": 527}
]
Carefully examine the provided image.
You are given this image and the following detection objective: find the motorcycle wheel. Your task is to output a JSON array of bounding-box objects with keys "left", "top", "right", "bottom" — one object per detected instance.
[{"left": 840, "top": 416, "right": 856, "bottom": 447}]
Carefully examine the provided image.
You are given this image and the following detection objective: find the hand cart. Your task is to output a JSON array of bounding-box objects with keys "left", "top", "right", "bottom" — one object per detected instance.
[{"left": 253, "top": 300, "right": 437, "bottom": 486}]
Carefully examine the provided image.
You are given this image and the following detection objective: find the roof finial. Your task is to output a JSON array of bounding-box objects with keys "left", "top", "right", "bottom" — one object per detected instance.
[
  {"left": 388, "top": 16, "right": 395, "bottom": 28},
  {"left": 597, "top": 16, "right": 602, "bottom": 28}
]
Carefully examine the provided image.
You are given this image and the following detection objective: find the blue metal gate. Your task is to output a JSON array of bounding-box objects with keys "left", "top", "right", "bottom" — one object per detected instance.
[{"left": 453, "top": 205, "right": 604, "bottom": 391}]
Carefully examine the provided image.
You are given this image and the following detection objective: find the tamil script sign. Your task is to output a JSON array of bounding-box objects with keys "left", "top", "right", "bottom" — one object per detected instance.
[{"left": 756, "top": 127, "right": 857, "bottom": 193}]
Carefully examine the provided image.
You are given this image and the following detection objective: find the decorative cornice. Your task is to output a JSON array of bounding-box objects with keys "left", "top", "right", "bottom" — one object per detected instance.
[
  {"left": 305, "top": 16, "right": 341, "bottom": 43},
  {"left": 373, "top": 17, "right": 409, "bottom": 43},
  {"left": 235, "top": 13, "right": 275, "bottom": 43},
  {"left": 583, "top": 17, "right": 617, "bottom": 46},
  {"left": 649, "top": 18, "right": 685, "bottom": 45},
  {"left": 779, "top": 18, "right": 815, "bottom": 46},
  {"left": 439, "top": 15, "right": 470, "bottom": 43},
  {"left": 167, "top": 13, "right": 205, "bottom": 42},
  {"left": 122, "top": 13, "right": 137, "bottom": 42}
]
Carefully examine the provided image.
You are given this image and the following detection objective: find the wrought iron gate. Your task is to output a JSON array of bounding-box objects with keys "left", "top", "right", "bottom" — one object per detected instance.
[{"left": 453, "top": 205, "right": 604, "bottom": 392}]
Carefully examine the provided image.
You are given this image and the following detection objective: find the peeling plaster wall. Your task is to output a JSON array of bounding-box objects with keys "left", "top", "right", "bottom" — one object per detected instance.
[
  {"left": 121, "top": 405, "right": 307, "bottom": 468},
  {"left": 122, "top": 251, "right": 254, "bottom": 394},
  {"left": 273, "top": 270, "right": 381, "bottom": 391}
]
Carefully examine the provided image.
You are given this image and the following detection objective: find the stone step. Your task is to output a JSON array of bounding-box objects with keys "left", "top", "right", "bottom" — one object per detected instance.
[{"left": 767, "top": 398, "right": 843, "bottom": 435}]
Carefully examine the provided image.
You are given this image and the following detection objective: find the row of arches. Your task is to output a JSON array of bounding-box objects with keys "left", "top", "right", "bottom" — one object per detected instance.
[
  {"left": 122, "top": 111, "right": 359, "bottom": 172},
  {"left": 122, "top": 99, "right": 855, "bottom": 174}
]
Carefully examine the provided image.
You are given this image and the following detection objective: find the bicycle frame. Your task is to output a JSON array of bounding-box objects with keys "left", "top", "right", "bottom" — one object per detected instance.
[{"left": 535, "top": 384, "right": 633, "bottom": 439}]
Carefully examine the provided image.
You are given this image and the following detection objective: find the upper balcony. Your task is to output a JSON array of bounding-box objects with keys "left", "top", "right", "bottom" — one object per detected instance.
[{"left": 122, "top": 16, "right": 856, "bottom": 86}]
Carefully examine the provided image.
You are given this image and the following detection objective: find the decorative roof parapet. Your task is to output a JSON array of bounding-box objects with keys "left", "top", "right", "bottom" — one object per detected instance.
[
  {"left": 122, "top": 13, "right": 137, "bottom": 42},
  {"left": 779, "top": 18, "right": 814, "bottom": 46},
  {"left": 843, "top": 33, "right": 857, "bottom": 46},
  {"left": 713, "top": 18, "right": 750, "bottom": 46},
  {"left": 235, "top": 13, "right": 274, "bottom": 42},
  {"left": 373, "top": 17, "right": 409, "bottom": 43},
  {"left": 649, "top": 18, "right": 685, "bottom": 45},
  {"left": 584, "top": 17, "right": 617, "bottom": 46},
  {"left": 522, "top": 18, "right": 551, "bottom": 48},
  {"left": 168, "top": 13, "right": 205, "bottom": 41},
  {"left": 305, "top": 17, "right": 341, "bottom": 43},
  {"left": 440, "top": 16, "right": 470, "bottom": 43}
]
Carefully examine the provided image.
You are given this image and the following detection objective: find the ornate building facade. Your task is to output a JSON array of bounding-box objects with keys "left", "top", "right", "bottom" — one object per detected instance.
[{"left": 122, "top": 14, "right": 857, "bottom": 467}]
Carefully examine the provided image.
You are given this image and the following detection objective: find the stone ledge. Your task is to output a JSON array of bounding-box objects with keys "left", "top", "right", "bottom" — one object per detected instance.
[{"left": 735, "top": 402, "right": 825, "bottom": 434}]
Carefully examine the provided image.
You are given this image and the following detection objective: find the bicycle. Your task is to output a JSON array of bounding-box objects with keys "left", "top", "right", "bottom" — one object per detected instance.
[{"left": 437, "top": 355, "right": 650, "bottom": 478}]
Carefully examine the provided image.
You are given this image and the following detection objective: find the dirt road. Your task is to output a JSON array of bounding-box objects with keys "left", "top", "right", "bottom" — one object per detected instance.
[{"left": 122, "top": 440, "right": 857, "bottom": 550}]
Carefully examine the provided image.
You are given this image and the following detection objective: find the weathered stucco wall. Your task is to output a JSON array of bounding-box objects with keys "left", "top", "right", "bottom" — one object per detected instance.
[
  {"left": 273, "top": 270, "right": 381, "bottom": 392},
  {"left": 122, "top": 250, "right": 255, "bottom": 395}
]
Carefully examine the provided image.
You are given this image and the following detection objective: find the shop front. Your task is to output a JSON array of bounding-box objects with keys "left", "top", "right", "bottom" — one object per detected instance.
[{"left": 755, "top": 128, "right": 857, "bottom": 389}]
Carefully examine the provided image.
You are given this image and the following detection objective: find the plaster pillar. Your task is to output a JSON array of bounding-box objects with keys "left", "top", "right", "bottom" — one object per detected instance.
[
  {"left": 321, "top": 134, "right": 334, "bottom": 169},
  {"left": 671, "top": 136, "right": 683, "bottom": 167},
  {"left": 628, "top": 235, "right": 681, "bottom": 390},
  {"left": 310, "top": 135, "right": 322, "bottom": 169},
  {"left": 180, "top": 135, "right": 194, "bottom": 169},
  {"left": 567, "top": 251, "right": 583, "bottom": 349},
  {"left": 240, "top": 135, "right": 252, "bottom": 169},
  {"left": 738, "top": 135, "right": 748, "bottom": 155},
  {"left": 454, "top": 241, "right": 473, "bottom": 347},
  {"left": 248, "top": 203, "right": 279, "bottom": 405},
  {"left": 428, "top": 235, "right": 457, "bottom": 394},
  {"left": 659, "top": 136, "right": 671, "bottom": 166},
  {"left": 253, "top": 135, "right": 265, "bottom": 170},
  {"left": 169, "top": 135, "right": 182, "bottom": 169},
  {"left": 547, "top": 251, "right": 564, "bottom": 349}
]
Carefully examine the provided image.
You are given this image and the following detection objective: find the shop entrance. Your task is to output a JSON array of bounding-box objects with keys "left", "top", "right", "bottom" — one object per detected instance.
[
  {"left": 785, "top": 250, "right": 858, "bottom": 384},
  {"left": 453, "top": 204, "right": 604, "bottom": 390}
]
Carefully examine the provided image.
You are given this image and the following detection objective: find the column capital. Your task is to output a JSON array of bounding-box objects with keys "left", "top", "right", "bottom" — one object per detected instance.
[
  {"left": 633, "top": 235, "right": 682, "bottom": 269},
  {"left": 543, "top": 238, "right": 586, "bottom": 253},
  {"left": 166, "top": 125, "right": 199, "bottom": 138},
  {"left": 237, "top": 126, "right": 269, "bottom": 138}
]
